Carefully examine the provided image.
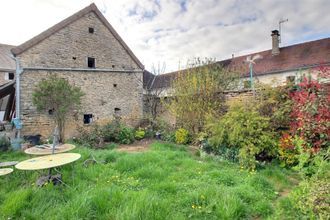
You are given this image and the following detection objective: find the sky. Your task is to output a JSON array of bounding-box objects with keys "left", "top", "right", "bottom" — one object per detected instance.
[{"left": 0, "top": 0, "right": 329, "bottom": 73}]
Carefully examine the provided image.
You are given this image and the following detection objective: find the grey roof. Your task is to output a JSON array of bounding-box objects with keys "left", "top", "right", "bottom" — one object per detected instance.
[{"left": 0, "top": 44, "right": 15, "bottom": 71}]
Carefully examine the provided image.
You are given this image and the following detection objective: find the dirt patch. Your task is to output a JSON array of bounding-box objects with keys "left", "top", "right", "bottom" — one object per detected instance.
[{"left": 116, "top": 139, "right": 154, "bottom": 153}]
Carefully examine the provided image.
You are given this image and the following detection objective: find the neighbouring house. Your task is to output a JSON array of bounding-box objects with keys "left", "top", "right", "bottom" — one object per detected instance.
[
  {"left": 8, "top": 3, "right": 144, "bottom": 139},
  {"left": 0, "top": 44, "right": 16, "bottom": 121},
  {"left": 147, "top": 34, "right": 330, "bottom": 124},
  {"left": 151, "top": 34, "right": 330, "bottom": 97}
]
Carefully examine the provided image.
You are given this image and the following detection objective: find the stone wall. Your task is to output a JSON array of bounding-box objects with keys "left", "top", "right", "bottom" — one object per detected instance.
[
  {"left": 16, "top": 10, "right": 144, "bottom": 139},
  {"left": 17, "top": 12, "right": 140, "bottom": 70},
  {"left": 20, "top": 70, "right": 143, "bottom": 139}
]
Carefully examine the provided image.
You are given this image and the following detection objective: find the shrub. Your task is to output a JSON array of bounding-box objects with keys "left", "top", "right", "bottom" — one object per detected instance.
[
  {"left": 135, "top": 128, "right": 145, "bottom": 140},
  {"left": 75, "top": 124, "right": 104, "bottom": 148},
  {"left": 208, "top": 102, "right": 276, "bottom": 170},
  {"left": 0, "top": 136, "right": 11, "bottom": 151},
  {"left": 175, "top": 128, "right": 190, "bottom": 145},
  {"left": 278, "top": 134, "right": 301, "bottom": 167},
  {"left": 289, "top": 72, "right": 329, "bottom": 151},
  {"left": 162, "top": 131, "right": 176, "bottom": 143},
  {"left": 102, "top": 120, "right": 121, "bottom": 142},
  {"left": 291, "top": 178, "right": 330, "bottom": 219},
  {"left": 118, "top": 127, "right": 134, "bottom": 144}
]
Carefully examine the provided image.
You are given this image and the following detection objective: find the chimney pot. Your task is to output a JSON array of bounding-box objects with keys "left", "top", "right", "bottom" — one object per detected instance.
[{"left": 271, "top": 30, "right": 280, "bottom": 55}]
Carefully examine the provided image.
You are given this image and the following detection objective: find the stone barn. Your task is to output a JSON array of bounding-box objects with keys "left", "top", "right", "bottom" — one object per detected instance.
[{"left": 10, "top": 3, "right": 145, "bottom": 139}]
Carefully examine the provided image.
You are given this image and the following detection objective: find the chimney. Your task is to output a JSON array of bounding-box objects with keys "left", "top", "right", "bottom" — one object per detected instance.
[{"left": 271, "top": 30, "right": 280, "bottom": 55}]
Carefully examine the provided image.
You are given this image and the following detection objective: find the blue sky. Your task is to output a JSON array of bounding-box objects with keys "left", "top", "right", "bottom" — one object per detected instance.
[{"left": 0, "top": 0, "right": 329, "bottom": 73}]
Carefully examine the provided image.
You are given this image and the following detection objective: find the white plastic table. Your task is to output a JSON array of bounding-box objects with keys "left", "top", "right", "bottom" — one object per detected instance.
[
  {"left": 0, "top": 168, "right": 13, "bottom": 176},
  {"left": 16, "top": 153, "right": 81, "bottom": 170},
  {"left": 24, "top": 144, "right": 76, "bottom": 156}
]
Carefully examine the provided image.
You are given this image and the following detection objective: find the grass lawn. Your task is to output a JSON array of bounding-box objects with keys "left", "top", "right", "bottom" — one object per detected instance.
[{"left": 0, "top": 142, "right": 300, "bottom": 219}]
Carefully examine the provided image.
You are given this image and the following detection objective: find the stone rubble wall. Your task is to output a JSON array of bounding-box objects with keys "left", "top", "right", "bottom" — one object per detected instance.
[
  {"left": 20, "top": 70, "right": 143, "bottom": 139},
  {"left": 15, "top": 10, "right": 144, "bottom": 140}
]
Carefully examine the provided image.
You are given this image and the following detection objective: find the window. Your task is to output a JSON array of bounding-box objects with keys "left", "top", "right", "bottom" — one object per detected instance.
[
  {"left": 72, "top": 57, "right": 76, "bottom": 60},
  {"left": 48, "top": 108, "right": 54, "bottom": 115},
  {"left": 8, "top": 73, "right": 14, "bottom": 80},
  {"left": 83, "top": 114, "right": 93, "bottom": 124},
  {"left": 114, "top": 108, "right": 121, "bottom": 117},
  {"left": 87, "top": 57, "right": 95, "bottom": 68},
  {"left": 88, "top": 27, "right": 94, "bottom": 33},
  {"left": 113, "top": 84, "right": 117, "bottom": 88},
  {"left": 286, "top": 76, "right": 295, "bottom": 84},
  {"left": 112, "top": 65, "right": 115, "bottom": 68}
]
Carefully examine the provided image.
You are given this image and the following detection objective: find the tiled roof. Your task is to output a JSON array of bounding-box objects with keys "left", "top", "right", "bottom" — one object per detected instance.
[
  {"left": 0, "top": 44, "right": 15, "bottom": 71},
  {"left": 152, "top": 37, "right": 330, "bottom": 89},
  {"left": 11, "top": 3, "right": 144, "bottom": 69}
]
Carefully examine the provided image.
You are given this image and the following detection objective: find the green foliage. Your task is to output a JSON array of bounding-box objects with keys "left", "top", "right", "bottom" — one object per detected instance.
[
  {"left": 75, "top": 121, "right": 135, "bottom": 147},
  {"left": 278, "top": 134, "right": 302, "bottom": 167},
  {"left": 208, "top": 101, "right": 277, "bottom": 170},
  {"left": 175, "top": 128, "right": 190, "bottom": 144},
  {"left": 290, "top": 178, "right": 330, "bottom": 219},
  {"left": 118, "top": 127, "right": 135, "bottom": 144},
  {"left": 0, "top": 189, "right": 32, "bottom": 216},
  {"left": 0, "top": 136, "right": 11, "bottom": 151},
  {"left": 76, "top": 124, "right": 105, "bottom": 148},
  {"left": 166, "top": 58, "right": 239, "bottom": 134},
  {"left": 0, "top": 142, "right": 300, "bottom": 219},
  {"left": 32, "top": 75, "right": 84, "bottom": 141},
  {"left": 255, "top": 83, "right": 293, "bottom": 131},
  {"left": 162, "top": 131, "right": 176, "bottom": 142},
  {"left": 134, "top": 128, "right": 145, "bottom": 140}
]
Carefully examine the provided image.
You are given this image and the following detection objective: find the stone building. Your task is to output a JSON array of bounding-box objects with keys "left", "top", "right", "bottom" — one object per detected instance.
[
  {"left": 0, "top": 44, "right": 15, "bottom": 86},
  {"left": 151, "top": 35, "right": 330, "bottom": 96},
  {"left": 147, "top": 35, "right": 330, "bottom": 124},
  {"left": 10, "top": 3, "right": 144, "bottom": 139}
]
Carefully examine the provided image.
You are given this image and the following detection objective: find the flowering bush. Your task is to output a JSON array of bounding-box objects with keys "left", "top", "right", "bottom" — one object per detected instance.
[
  {"left": 208, "top": 102, "right": 277, "bottom": 171},
  {"left": 289, "top": 75, "right": 330, "bottom": 151},
  {"left": 278, "top": 134, "right": 302, "bottom": 167},
  {"left": 134, "top": 128, "right": 145, "bottom": 140},
  {"left": 175, "top": 128, "right": 190, "bottom": 144}
]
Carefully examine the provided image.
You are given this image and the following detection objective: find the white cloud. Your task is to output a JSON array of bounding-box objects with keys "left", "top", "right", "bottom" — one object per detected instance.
[{"left": 0, "top": 0, "right": 329, "bottom": 72}]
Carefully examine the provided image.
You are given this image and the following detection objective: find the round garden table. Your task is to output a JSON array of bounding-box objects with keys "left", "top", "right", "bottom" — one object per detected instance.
[
  {"left": 24, "top": 144, "right": 76, "bottom": 155},
  {"left": 0, "top": 168, "right": 13, "bottom": 176},
  {"left": 15, "top": 153, "right": 81, "bottom": 170}
]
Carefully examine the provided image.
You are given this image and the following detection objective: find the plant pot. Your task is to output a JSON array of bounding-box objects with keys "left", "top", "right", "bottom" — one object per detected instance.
[{"left": 11, "top": 138, "right": 23, "bottom": 150}]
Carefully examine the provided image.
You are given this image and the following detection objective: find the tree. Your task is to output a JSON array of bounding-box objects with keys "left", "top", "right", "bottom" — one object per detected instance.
[
  {"left": 166, "top": 58, "right": 239, "bottom": 133},
  {"left": 32, "top": 76, "right": 84, "bottom": 142}
]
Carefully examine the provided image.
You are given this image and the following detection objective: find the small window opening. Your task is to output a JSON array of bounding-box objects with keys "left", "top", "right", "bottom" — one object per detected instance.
[
  {"left": 87, "top": 57, "right": 95, "bottom": 68},
  {"left": 83, "top": 114, "right": 93, "bottom": 124},
  {"left": 72, "top": 57, "right": 76, "bottom": 60},
  {"left": 114, "top": 108, "right": 121, "bottom": 116},
  {"left": 8, "top": 73, "right": 14, "bottom": 80},
  {"left": 112, "top": 65, "right": 115, "bottom": 68},
  {"left": 88, "top": 27, "right": 94, "bottom": 33},
  {"left": 113, "top": 84, "right": 117, "bottom": 88},
  {"left": 48, "top": 108, "right": 54, "bottom": 115}
]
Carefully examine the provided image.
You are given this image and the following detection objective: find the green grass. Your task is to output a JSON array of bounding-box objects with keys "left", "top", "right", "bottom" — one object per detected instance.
[{"left": 0, "top": 142, "right": 300, "bottom": 219}]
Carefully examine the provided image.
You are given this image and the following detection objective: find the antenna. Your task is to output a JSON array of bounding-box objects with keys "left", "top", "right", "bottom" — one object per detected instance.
[{"left": 279, "top": 18, "right": 288, "bottom": 43}]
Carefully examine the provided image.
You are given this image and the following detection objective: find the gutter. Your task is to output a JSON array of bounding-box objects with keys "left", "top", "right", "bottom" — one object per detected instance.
[{"left": 23, "top": 67, "right": 143, "bottom": 73}]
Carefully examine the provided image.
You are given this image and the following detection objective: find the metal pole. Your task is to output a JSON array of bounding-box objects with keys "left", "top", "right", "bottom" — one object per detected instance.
[
  {"left": 11, "top": 56, "right": 23, "bottom": 148},
  {"left": 249, "top": 62, "right": 255, "bottom": 96}
]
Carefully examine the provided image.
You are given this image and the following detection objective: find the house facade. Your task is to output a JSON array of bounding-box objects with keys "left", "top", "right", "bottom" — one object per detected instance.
[
  {"left": 150, "top": 35, "right": 330, "bottom": 96},
  {"left": 10, "top": 4, "right": 144, "bottom": 139}
]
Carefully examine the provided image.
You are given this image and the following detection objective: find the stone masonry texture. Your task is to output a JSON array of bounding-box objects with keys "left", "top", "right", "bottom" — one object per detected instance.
[{"left": 17, "top": 11, "right": 143, "bottom": 139}]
